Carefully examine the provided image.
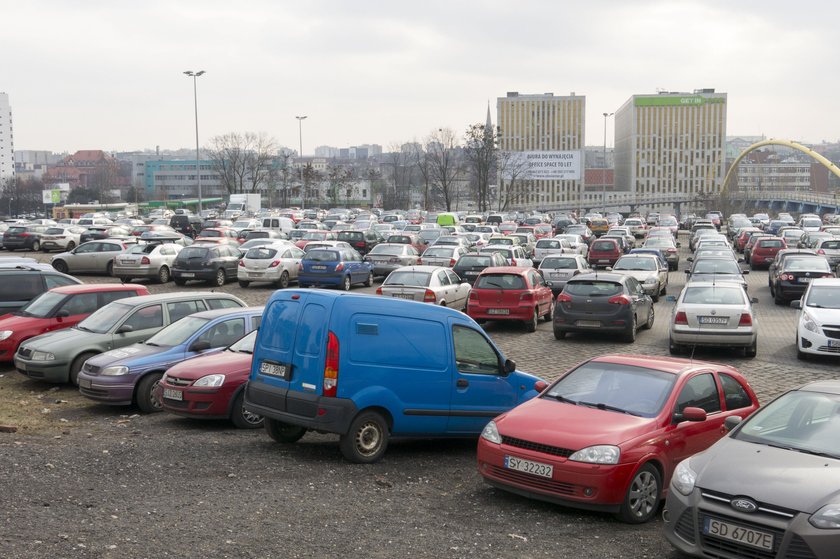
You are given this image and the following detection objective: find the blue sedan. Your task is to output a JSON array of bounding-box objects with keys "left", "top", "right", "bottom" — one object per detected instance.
[{"left": 298, "top": 247, "right": 374, "bottom": 290}]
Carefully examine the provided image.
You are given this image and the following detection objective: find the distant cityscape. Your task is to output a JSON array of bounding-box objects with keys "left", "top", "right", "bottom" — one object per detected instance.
[{"left": 1, "top": 90, "right": 839, "bottom": 215}]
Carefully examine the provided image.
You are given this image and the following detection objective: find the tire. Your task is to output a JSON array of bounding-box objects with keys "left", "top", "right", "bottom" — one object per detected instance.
[
  {"left": 238, "top": 280, "right": 250, "bottom": 288},
  {"left": 212, "top": 268, "right": 226, "bottom": 287},
  {"left": 652, "top": 292, "right": 660, "bottom": 303},
  {"left": 543, "top": 299, "right": 554, "bottom": 322},
  {"left": 264, "top": 417, "right": 307, "bottom": 443},
  {"left": 31, "top": 241, "right": 40, "bottom": 252},
  {"left": 644, "top": 305, "right": 655, "bottom": 330},
  {"left": 69, "top": 351, "right": 97, "bottom": 386},
  {"left": 744, "top": 339, "right": 757, "bottom": 358},
  {"left": 230, "top": 391, "right": 264, "bottom": 429},
  {"left": 342, "top": 275, "right": 352, "bottom": 291},
  {"left": 66, "top": 241, "right": 75, "bottom": 250},
  {"left": 106, "top": 261, "right": 114, "bottom": 277},
  {"left": 525, "top": 308, "right": 538, "bottom": 333},
  {"left": 52, "top": 259, "right": 68, "bottom": 274},
  {"left": 774, "top": 291, "right": 784, "bottom": 306},
  {"left": 553, "top": 327, "right": 566, "bottom": 340},
  {"left": 136, "top": 372, "right": 163, "bottom": 414},
  {"left": 157, "top": 266, "right": 170, "bottom": 284},
  {"left": 339, "top": 411, "right": 390, "bottom": 464},
  {"left": 277, "top": 270, "right": 290, "bottom": 289},
  {"left": 669, "top": 338, "right": 681, "bottom": 355},
  {"left": 797, "top": 347, "right": 808, "bottom": 360},
  {"left": 364, "top": 272, "right": 374, "bottom": 287},
  {"left": 617, "top": 463, "right": 661, "bottom": 524},
  {"left": 623, "top": 315, "right": 637, "bottom": 343},
  {"left": 174, "top": 278, "right": 187, "bottom": 286}
]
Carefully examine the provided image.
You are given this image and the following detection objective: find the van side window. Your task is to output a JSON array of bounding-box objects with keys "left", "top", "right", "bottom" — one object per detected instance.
[{"left": 452, "top": 326, "right": 500, "bottom": 375}]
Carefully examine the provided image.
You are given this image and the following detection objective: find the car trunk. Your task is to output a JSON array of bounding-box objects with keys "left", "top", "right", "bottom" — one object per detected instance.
[
  {"left": 680, "top": 304, "right": 744, "bottom": 328},
  {"left": 179, "top": 248, "right": 212, "bottom": 271}
]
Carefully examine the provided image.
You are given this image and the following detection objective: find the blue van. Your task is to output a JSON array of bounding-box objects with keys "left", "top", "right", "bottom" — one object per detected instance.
[{"left": 244, "top": 290, "right": 545, "bottom": 463}]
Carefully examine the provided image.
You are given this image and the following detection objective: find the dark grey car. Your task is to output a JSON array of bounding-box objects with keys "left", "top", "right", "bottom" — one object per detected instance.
[
  {"left": 172, "top": 243, "right": 241, "bottom": 287},
  {"left": 3, "top": 225, "right": 49, "bottom": 251},
  {"left": 553, "top": 272, "right": 654, "bottom": 342},
  {"left": 664, "top": 379, "right": 840, "bottom": 559}
]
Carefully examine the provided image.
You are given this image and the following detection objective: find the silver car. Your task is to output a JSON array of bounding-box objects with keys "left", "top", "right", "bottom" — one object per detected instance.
[
  {"left": 113, "top": 241, "right": 184, "bottom": 283},
  {"left": 668, "top": 281, "right": 758, "bottom": 357},
  {"left": 554, "top": 234, "right": 589, "bottom": 257},
  {"left": 814, "top": 237, "right": 840, "bottom": 269},
  {"left": 664, "top": 380, "right": 840, "bottom": 559},
  {"left": 532, "top": 238, "right": 572, "bottom": 265},
  {"left": 538, "top": 254, "right": 591, "bottom": 293},
  {"left": 51, "top": 239, "right": 133, "bottom": 276},
  {"left": 376, "top": 265, "right": 471, "bottom": 310},
  {"left": 611, "top": 254, "right": 669, "bottom": 301},
  {"left": 364, "top": 243, "right": 420, "bottom": 277},
  {"left": 420, "top": 245, "right": 469, "bottom": 267},
  {"left": 237, "top": 242, "right": 304, "bottom": 288}
]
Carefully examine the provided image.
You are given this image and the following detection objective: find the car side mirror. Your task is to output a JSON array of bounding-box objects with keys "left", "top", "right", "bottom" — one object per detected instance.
[
  {"left": 116, "top": 324, "right": 134, "bottom": 334},
  {"left": 503, "top": 358, "right": 516, "bottom": 374},
  {"left": 790, "top": 299, "right": 802, "bottom": 309},
  {"left": 55, "top": 310, "right": 70, "bottom": 319},
  {"left": 534, "top": 380, "right": 548, "bottom": 393},
  {"left": 724, "top": 415, "right": 743, "bottom": 431},
  {"left": 675, "top": 406, "right": 707, "bottom": 423},
  {"left": 190, "top": 340, "right": 212, "bottom": 352},
  {"left": 684, "top": 270, "right": 691, "bottom": 274}
]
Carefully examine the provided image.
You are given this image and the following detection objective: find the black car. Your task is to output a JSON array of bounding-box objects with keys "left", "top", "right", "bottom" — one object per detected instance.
[
  {"left": 336, "top": 230, "right": 383, "bottom": 255},
  {"left": 170, "top": 214, "right": 204, "bottom": 238},
  {"left": 2, "top": 225, "right": 49, "bottom": 251},
  {"left": 0, "top": 262, "right": 82, "bottom": 315},
  {"left": 79, "top": 226, "right": 131, "bottom": 244},
  {"left": 771, "top": 255, "right": 834, "bottom": 305},
  {"left": 452, "top": 252, "right": 508, "bottom": 285},
  {"left": 172, "top": 243, "right": 242, "bottom": 287}
]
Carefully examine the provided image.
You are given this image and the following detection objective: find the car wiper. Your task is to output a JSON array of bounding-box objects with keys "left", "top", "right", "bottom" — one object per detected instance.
[
  {"left": 145, "top": 342, "right": 161, "bottom": 347},
  {"left": 548, "top": 393, "right": 578, "bottom": 405},
  {"left": 75, "top": 325, "right": 93, "bottom": 332},
  {"left": 577, "top": 400, "right": 641, "bottom": 416},
  {"left": 237, "top": 349, "right": 253, "bottom": 354},
  {"left": 790, "top": 447, "right": 840, "bottom": 459}
]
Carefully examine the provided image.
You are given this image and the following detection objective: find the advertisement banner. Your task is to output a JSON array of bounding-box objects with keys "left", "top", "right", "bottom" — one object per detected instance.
[
  {"left": 634, "top": 95, "right": 725, "bottom": 107},
  {"left": 502, "top": 151, "right": 582, "bottom": 181},
  {"left": 42, "top": 189, "right": 61, "bottom": 204}
]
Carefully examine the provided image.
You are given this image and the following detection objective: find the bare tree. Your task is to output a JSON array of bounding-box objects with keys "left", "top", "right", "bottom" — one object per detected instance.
[
  {"left": 301, "top": 163, "right": 322, "bottom": 207},
  {"left": 326, "top": 162, "right": 355, "bottom": 207},
  {"left": 274, "top": 148, "right": 295, "bottom": 208},
  {"left": 463, "top": 123, "right": 498, "bottom": 212},
  {"left": 497, "top": 150, "right": 532, "bottom": 211},
  {"left": 425, "top": 128, "right": 462, "bottom": 211},
  {"left": 206, "top": 132, "right": 277, "bottom": 195},
  {"left": 407, "top": 141, "right": 432, "bottom": 210},
  {"left": 383, "top": 143, "right": 415, "bottom": 209}
]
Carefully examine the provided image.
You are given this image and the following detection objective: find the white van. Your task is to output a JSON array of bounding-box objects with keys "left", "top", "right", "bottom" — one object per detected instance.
[{"left": 260, "top": 216, "right": 295, "bottom": 235}]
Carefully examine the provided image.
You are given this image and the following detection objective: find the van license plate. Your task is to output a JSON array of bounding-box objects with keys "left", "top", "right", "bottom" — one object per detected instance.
[
  {"left": 163, "top": 388, "right": 183, "bottom": 401},
  {"left": 703, "top": 517, "right": 773, "bottom": 551},
  {"left": 260, "top": 361, "right": 289, "bottom": 379},
  {"left": 504, "top": 456, "right": 553, "bottom": 478}
]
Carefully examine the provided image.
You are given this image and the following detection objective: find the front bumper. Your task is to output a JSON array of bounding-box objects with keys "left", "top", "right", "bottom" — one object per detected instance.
[
  {"left": 798, "top": 324, "right": 840, "bottom": 356},
  {"left": 158, "top": 382, "right": 236, "bottom": 419},
  {"left": 14, "top": 356, "right": 72, "bottom": 383},
  {"left": 77, "top": 371, "right": 137, "bottom": 405}
]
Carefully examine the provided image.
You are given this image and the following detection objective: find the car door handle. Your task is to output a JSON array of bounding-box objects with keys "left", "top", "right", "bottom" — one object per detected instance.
[{"left": 456, "top": 379, "right": 469, "bottom": 388}]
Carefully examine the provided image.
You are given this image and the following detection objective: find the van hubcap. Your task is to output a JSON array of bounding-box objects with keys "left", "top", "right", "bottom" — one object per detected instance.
[{"left": 355, "top": 422, "right": 381, "bottom": 455}]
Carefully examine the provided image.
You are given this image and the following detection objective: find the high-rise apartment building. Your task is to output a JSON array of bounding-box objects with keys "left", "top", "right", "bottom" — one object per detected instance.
[
  {"left": 497, "top": 92, "right": 585, "bottom": 210},
  {"left": 614, "top": 89, "right": 727, "bottom": 201},
  {"left": 0, "top": 93, "right": 14, "bottom": 186}
]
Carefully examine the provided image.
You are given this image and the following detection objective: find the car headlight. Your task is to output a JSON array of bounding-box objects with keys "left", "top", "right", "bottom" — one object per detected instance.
[
  {"left": 193, "top": 374, "right": 225, "bottom": 387},
  {"left": 0, "top": 330, "right": 13, "bottom": 341},
  {"left": 569, "top": 445, "right": 620, "bottom": 464},
  {"left": 643, "top": 277, "right": 658, "bottom": 284},
  {"left": 810, "top": 504, "right": 840, "bottom": 529},
  {"left": 480, "top": 420, "right": 502, "bottom": 444},
  {"left": 30, "top": 350, "right": 56, "bottom": 361},
  {"left": 672, "top": 459, "right": 697, "bottom": 496},
  {"left": 101, "top": 365, "right": 129, "bottom": 376},
  {"left": 801, "top": 312, "right": 819, "bottom": 333}
]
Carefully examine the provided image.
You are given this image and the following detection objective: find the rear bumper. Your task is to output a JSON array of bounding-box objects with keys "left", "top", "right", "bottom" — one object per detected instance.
[
  {"left": 172, "top": 268, "right": 216, "bottom": 280},
  {"left": 244, "top": 380, "right": 357, "bottom": 434},
  {"left": 468, "top": 304, "right": 535, "bottom": 322}
]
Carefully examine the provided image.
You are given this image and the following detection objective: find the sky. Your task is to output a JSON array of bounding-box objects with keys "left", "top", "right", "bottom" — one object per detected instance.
[{"left": 2, "top": 0, "right": 838, "bottom": 154}]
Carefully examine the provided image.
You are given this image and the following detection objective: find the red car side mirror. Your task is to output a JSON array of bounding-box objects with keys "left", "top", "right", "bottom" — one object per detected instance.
[{"left": 680, "top": 407, "right": 707, "bottom": 422}]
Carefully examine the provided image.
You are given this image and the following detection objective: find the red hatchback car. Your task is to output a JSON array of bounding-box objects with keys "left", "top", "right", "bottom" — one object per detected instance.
[
  {"left": 477, "top": 354, "right": 759, "bottom": 523},
  {"left": 749, "top": 237, "right": 787, "bottom": 269},
  {"left": 588, "top": 238, "right": 622, "bottom": 268},
  {"left": 0, "top": 283, "right": 149, "bottom": 361},
  {"left": 467, "top": 267, "right": 554, "bottom": 332},
  {"left": 157, "top": 330, "right": 262, "bottom": 429}
]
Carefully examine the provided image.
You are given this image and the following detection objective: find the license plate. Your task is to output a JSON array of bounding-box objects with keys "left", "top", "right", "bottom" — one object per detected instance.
[
  {"left": 488, "top": 308, "right": 510, "bottom": 315},
  {"left": 248, "top": 272, "right": 262, "bottom": 278},
  {"left": 79, "top": 379, "right": 91, "bottom": 389},
  {"left": 312, "top": 265, "right": 327, "bottom": 270},
  {"left": 703, "top": 517, "right": 773, "bottom": 551},
  {"left": 699, "top": 316, "right": 728, "bottom": 324},
  {"left": 260, "top": 361, "right": 289, "bottom": 379},
  {"left": 392, "top": 293, "right": 415, "bottom": 300},
  {"left": 504, "top": 455, "right": 553, "bottom": 478},
  {"left": 799, "top": 277, "right": 812, "bottom": 283},
  {"left": 550, "top": 272, "right": 568, "bottom": 279},
  {"left": 465, "top": 271, "right": 478, "bottom": 276},
  {"left": 120, "top": 259, "right": 134, "bottom": 265},
  {"left": 598, "top": 259, "right": 610, "bottom": 263},
  {"left": 163, "top": 388, "right": 183, "bottom": 401},
  {"left": 181, "top": 272, "right": 195, "bottom": 278},
  {"left": 576, "top": 320, "right": 600, "bottom": 327},
  {"left": 828, "top": 339, "right": 840, "bottom": 348}
]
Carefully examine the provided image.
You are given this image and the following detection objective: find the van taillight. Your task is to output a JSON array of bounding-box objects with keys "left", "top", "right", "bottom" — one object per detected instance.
[
  {"left": 323, "top": 331, "right": 339, "bottom": 397},
  {"left": 423, "top": 289, "right": 436, "bottom": 302},
  {"left": 140, "top": 256, "right": 151, "bottom": 265},
  {"left": 675, "top": 311, "right": 688, "bottom": 325}
]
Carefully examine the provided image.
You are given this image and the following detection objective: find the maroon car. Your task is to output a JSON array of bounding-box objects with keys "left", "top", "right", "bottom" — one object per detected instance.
[
  {"left": 749, "top": 237, "right": 787, "bottom": 269},
  {"left": 467, "top": 267, "right": 554, "bottom": 332},
  {"left": 157, "top": 330, "right": 262, "bottom": 429},
  {"left": 588, "top": 238, "right": 622, "bottom": 268}
]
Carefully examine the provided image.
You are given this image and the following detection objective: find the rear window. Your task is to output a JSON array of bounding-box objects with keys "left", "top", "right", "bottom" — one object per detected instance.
[
  {"left": 592, "top": 241, "right": 617, "bottom": 251},
  {"left": 564, "top": 281, "right": 622, "bottom": 297},
  {"left": 541, "top": 257, "right": 577, "bottom": 269},
  {"left": 246, "top": 247, "right": 279, "bottom": 259},
  {"left": 784, "top": 258, "right": 830, "bottom": 272},
  {"left": 337, "top": 231, "right": 363, "bottom": 241},
  {"left": 384, "top": 271, "right": 431, "bottom": 287},
  {"left": 179, "top": 246, "right": 211, "bottom": 259},
  {"left": 536, "top": 240, "right": 562, "bottom": 249},
  {"left": 475, "top": 274, "right": 526, "bottom": 290},
  {"left": 305, "top": 250, "right": 340, "bottom": 262},
  {"left": 45, "top": 227, "right": 65, "bottom": 235},
  {"left": 7, "top": 226, "right": 26, "bottom": 234},
  {"left": 423, "top": 247, "right": 454, "bottom": 257},
  {"left": 683, "top": 286, "right": 745, "bottom": 305},
  {"left": 369, "top": 245, "right": 404, "bottom": 256},
  {"left": 821, "top": 240, "right": 840, "bottom": 250},
  {"left": 388, "top": 236, "right": 410, "bottom": 244},
  {"left": 456, "top": 256, "right": 491, "bottom": 267},
  {"left": 758, "top": 240, "right": 784, "bottom": 248}
]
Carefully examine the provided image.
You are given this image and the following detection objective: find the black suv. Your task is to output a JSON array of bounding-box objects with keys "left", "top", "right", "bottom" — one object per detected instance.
[
  {"left": 336, "top": 230, "right": 383, "bottom": 255},
  {"left": 3, "top": 225, "right": 49, "bottom": 251},
  {"left": 172, "top": 243, "right": 242, "bottom": 287},
  {"left": 0, "top": 262, "right": 82, "bottom": 315},
  {"left": 170, "top": 214, "right": 204, "bottom": 238},
  {"left": 79, "top": 225, "right": 131, "bottom": 244}
]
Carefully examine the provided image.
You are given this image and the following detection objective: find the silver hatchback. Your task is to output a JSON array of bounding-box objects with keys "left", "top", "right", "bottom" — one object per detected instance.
[{"left": 113, "top": 242, "right": 184, "bottom": 283}]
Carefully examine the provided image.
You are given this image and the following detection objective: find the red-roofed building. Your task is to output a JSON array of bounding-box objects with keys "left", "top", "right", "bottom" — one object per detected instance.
[{"left": 43, "top": 150, "right": 126, "bottom": 189}]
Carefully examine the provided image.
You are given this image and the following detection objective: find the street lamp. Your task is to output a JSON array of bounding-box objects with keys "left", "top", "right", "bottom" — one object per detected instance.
[
  {"left": 296, "top": 115, "right": 307, "bottom": 210},
  {"left": 602, "top": 111, "right": 614, "bottom": 215},
  {"left": 184, "top": 70, "right": 205, "bottom": 212}
]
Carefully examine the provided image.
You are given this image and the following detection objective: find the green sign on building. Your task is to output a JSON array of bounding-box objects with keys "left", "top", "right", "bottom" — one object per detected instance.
[{"left": 634, "top": 96, "right": 725, "bottom": 107}]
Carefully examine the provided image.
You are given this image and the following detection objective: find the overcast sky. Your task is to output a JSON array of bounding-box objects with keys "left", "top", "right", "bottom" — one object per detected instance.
[{"left": 2, "top": 0, "right": 837, "bottom": 154}]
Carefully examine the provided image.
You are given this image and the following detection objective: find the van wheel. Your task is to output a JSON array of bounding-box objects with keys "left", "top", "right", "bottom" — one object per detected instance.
[
  {"left": 265, "top": 418, "right": 306, "bottom": 443},
  {"left": 525, "top": 308, "right": 538, "bottom": 333},
  {"left": 69, "top": 351, "right": 97, "bottom": 386},
  {"left": 238, "top": 280, "right": 250, "bottom": 288},
  {"left": 277, "top": 271, "right": 290, "bottom": 289},
  {"left": 230, "top": 391, "right": 264, "bottom": 429},
  {"left": 157, "top": 266, "right": 170, "bottom": 284},
  {"left": 364, "top": 272, "right": 374, "bottom": 287},
  {"left": 342, "top": 275, "right": 352, "bottom": 291},
  {"left": 617, "top": 463, "right": 661, "bottom": 524},
  {"left": 339, "top": 411, "right": 389, "bottom": 464},
  {"left": 136, "top": 373, "right": 163, "bottom": 413}
]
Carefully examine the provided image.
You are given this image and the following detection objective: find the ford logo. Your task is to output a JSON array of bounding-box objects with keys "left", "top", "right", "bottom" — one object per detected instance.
[{"left": 731, "top": 497, "right": 758, "bottom": 513}]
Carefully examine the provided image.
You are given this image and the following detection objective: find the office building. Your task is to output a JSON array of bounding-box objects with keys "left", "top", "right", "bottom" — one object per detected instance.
[
  {"left": 614, "top": 89, "right": 727, "bottom": 200},
  {"left": 0, "top": 93, "right": 14, "bottom": 185}
]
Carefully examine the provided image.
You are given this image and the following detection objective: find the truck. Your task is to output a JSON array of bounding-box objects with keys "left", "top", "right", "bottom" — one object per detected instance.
[{"left": 224, "top": 194, "right": 261, "bottom": 219}]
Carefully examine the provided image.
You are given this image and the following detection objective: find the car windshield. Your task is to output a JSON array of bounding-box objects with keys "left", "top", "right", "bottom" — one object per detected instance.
[
  {"left": 733, "top": 390, "right": 840, "bottom": 459},
  {"left": 306, "top": 250, "right": 340, "bottom": 262},
  {"left": 384, "top": 271, "right": 431, "bottom": 287},
  {"left": 17, "top": 291, "right": 67, "bottom": 318},
  {"left": 682, "top": 286, "right": 745, "bottom": 305},
  {"left": 144, "top": 316, "right": 209, "bottom": 347},
  {"left": 370, "top": 245, "right": 404, "bottom": 256},
  {"left": 544, "top": 361, "right": 675, "bottom": 418},
  {"left": 564, "top": 281, "right": 622, "bottom": 297},
  {"left": 693, "top": 260, "right": 741, "bottom": 274},
  {"left": 77, "top": 302, "right": 132, "bottom": 334},
  {"left": 541, "top": 257, "right": 577, "bottom": 270},
  {"left": 805, "top": 286, "right": 840, "bottom": 309},
  {"left": 785, "top": 258, "right": 830, "bottom": 272},
  {"left": 614, "top": 257, "right": 656, "bottom": 271}
]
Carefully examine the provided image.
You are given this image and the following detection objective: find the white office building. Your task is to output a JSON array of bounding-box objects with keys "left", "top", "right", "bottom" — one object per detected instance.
[{"left": 0, "top": 93, "right": 14, "bottom": 186}]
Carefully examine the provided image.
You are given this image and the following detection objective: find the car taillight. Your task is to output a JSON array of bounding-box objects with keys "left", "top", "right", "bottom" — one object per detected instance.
[
  {"left": 375, "top": 287, "right": 383, "bottom": 295},
  {"left": 417, "top": 258, "right": 423, "bottom": 265},
  {"left": 738, "top": 313, "right": 752, "bottom": 326},
  {"left": 780, "top": 274, "right": 793, "bottom": 281},
  {"left": 469, "top": 291, "right": 478, "bottom": 300},
  {"left": 298, "top": 263, "right": 303, "bottom": 272},
  {"left": 608, "top": 294, "right": 631, "bottom": 305},
  {"left": 823, "top": 274, "right": 834, "bottom": 278},
  {"left": 667, "top": 248, "right": 677, "bottom": 253},
  {"left": 423, "top": 289, "right": 436, "bottom": 303},
  {"left": 335, "top": 263, "right": 344, "bottom": 272},
  {"left": 140, "top": 256, "right": 151, "bottom": 265},
  {"left": 675, "top": 311, "right": 688, "bottom": 324},
  {"left": 355, "top": 241, "right": 365, "bottom": 248},
  {"left": 449, "top": 258, "right": 456, "bottom": 267},
  {"left": 269, "top": 260, "right": 281, "bottom": 268},
  {"left": 818, "top": 249, "right": 826, "bottom": 255},
  {"left": 323, "top": 331, "right": 339, "bottom": 397},
  {"left": 556, "top": 293, "right": 572, "bottom": 303},
  {"left": 239, "top": 260, "right": 245, "bottom": 267},
  {"left": 19, "top": 233, "right": 29, "bottom": 237},
  {"left": 520, "top": 292, "right": 534, "bottom": 301}
]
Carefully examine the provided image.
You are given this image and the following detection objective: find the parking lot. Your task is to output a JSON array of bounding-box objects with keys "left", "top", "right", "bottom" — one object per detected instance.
[{"left": 1, "top": 233, "right": 837, "bottom": 558}]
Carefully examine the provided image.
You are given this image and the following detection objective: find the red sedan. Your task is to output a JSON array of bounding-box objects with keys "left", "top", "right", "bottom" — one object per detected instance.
[
  {"left": 156, "top": 330, "right": 262, "bottom": 429},
  {"left": 0, "top": 283, "right": 149, "bottom": 361},
  {"left": 477, "top": 354, "right": 759, "bottom": 523},
  {"left": 466, "top": 267, "right": 554, "bottom": 332}
]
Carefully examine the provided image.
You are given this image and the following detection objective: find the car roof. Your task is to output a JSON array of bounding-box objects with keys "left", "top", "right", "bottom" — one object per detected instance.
[
  {"left": 107, "top": 292, "right": 243, "bottom": 307},
  {"left": 590, "top": 353, "right": 739, "bottom": 376},
  {"left": 478, "top": 266, "right": 531, "bottom": 275},
  {"left": 799, "top": 379, "right": 840, "bottom": 395},
  {"left": 393, "top": 265, "right": 452, "bottom": 273},
  {"left": 188, "top": 306, "right": 264, "bottom": 320},
  {"left": 49, "top": 284, "right": 147, "bottom": 295},
  {"left": 571, "top": 272, "right": 626, "bottom": 282}
]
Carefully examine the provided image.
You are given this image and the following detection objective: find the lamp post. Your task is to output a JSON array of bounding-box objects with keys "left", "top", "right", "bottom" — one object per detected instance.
[
  {"left": 602, "top": 111, "right": 614, "bottom": 215},
  {"left": 296, "top": 115, "right": 307, "bottom": 210},
  {"left": 184, "top": 70, "right": 205, "bottom": 212}
]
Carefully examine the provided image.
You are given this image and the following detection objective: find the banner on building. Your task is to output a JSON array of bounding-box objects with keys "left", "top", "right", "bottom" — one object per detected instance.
[
  {"left": 634, "top": 95, "right": 725, "bottom": 107},
  {"left": 502, "top": 151, "right": 582, "bottom": 181},
  {"left": 42, "top": 189, "right": 62, "bottom": 204}
]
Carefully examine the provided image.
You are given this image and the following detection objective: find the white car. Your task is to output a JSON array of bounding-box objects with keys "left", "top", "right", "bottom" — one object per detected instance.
[
  {"left": 479, "top": 245, "right": 533, "bottom": 268},
  {"left": 623, "top": 218, "right": 647, "bottom": 238},
  {"left": 40, "top": 226, "right": 87, "bottom": 252},
  {"left": 238, "top": 241, "right": 305, "bottom": 288},
  {"left": 532, "top": 238, "right": 572, "bottom": 264},
  {"left": 610, "top": 253, "right": 669, "bottom": 301},
  {"left": 792, "top": 278, "right": 840, "bottom": 359},
  {"left": 376, "top": 265, "right": 471, "bottom": 310},
  {"left": 554, "top": 234, "right": 589, "bottom": 257}
]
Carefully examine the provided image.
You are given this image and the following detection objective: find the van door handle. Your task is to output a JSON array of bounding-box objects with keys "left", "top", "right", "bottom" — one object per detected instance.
[{"left": 456, "top": 379, "right": 469, "bottom": 388}]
